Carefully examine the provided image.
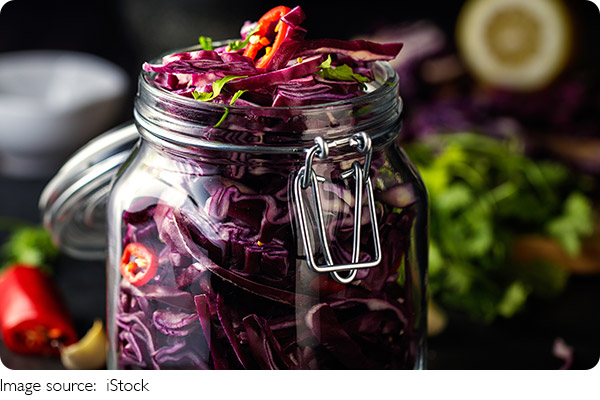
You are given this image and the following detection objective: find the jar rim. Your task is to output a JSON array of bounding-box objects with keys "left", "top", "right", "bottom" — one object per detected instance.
[{"left": 134, "top": 43, "right": 403, "bottom": 154}]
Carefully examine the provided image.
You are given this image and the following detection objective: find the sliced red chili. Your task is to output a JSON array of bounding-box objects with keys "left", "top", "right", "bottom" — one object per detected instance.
[
  {"left": 243, "top": 5, "right": 291, "bottom": 68},
  {"left": 120, "top": 243, "right": 158, "bottom": 287},
  {"left": 256, "top": 21, "right": 290, "bottom": 69}
]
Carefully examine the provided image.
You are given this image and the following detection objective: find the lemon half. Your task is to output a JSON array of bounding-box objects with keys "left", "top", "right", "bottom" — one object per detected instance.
[{"left": 456, "top": 0, "right": 573, "bottom": 91}]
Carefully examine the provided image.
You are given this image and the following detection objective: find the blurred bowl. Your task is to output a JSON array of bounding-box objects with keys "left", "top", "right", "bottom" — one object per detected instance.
[{"left": 0, "top": 50, "right": 129, "bottom": 178}]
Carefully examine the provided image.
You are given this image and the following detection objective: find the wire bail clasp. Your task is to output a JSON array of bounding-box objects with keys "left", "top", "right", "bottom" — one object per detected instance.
[{"left": 293, "top": 132, "right": 382, "bottom": 284}]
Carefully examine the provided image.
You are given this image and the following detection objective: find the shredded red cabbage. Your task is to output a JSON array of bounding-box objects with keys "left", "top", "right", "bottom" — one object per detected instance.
[
  {"left": 116, "top": 157, "right": 420, "bottom": 369},
  {"left": 142, "top": 5, "right": 402, "bottom": 107}
]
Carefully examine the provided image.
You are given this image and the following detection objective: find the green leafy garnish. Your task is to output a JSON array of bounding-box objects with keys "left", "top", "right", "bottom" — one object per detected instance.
[
  {"left": 496, "top": 281, "right": 530, "bottom": 318},
  {"left": 230, "top": 89, "right": 247, "bottom": 104},
  {"left": 191, "top": 75, "right": 248, "bottom": 127},
  {"left": 546, "top": 192, "right": 595, "bottom": 256},
  {"left": 227, "top": 27, "right": 259, "bottom": 51},
  {"left": 192, "top": 75, "right": 247, "bottom": 102},
  {"left": 198, "top": 36, "right": 214, "bottom": 51},
  {"left": 405, "top": 132, "right": 595, "bottom": 323},
  {"left": 316, "top": 55, "right": 370, "bottom": 88},
  {"left": 192, "top": 91, "right": 215, "bottom": 102},
  {"left": 214, "top": 90, "right": 247, "bottom": 128},
  {"left": 0, "top": 224, "right": 58, "bottom": 275}
]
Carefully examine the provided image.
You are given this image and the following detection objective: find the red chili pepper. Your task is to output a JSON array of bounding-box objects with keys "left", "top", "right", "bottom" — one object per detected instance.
[
  {"left": 243, "top": 5, "right": 291, "bottom": 68},
  {"left": 0, "top": 264, "right": 78, "bottom": 356},
  {"left": 256, "top": 21, "right": 291, "bottom": 69},
  {"left": 120, "top": 242, "right": 158, "bottom": 287}
]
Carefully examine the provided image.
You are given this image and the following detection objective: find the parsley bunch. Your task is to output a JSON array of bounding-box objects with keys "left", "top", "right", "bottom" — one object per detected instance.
[{"left": 405, "top": 132, "right": 595, "bottom": 323}]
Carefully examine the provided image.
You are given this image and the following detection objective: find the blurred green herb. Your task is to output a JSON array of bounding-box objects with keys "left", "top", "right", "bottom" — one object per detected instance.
[
  {"left": 405, "top": 132, "right": 594, "bottom": 323},
  {"left": 198, "top": 36, "right": 214, "bottom": 51},
  {"left": 0, "top": 220, "right": 58, "bottom": 275},
  {"left": 546, "top": 192, "right": 595, "bottom": 256}
]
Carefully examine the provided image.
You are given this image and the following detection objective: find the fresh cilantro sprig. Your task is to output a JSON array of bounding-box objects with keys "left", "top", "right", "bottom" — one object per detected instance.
[
  {"left": 316, "top": 55, "right": 370, "bottom": 88},
  {"left": 192, "top": 75, "right": 247, "bottom": 102}
]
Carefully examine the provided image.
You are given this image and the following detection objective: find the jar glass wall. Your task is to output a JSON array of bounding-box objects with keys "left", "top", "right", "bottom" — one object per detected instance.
[{"left": 106, "top": 55, "right": 428, "bottom": 369}]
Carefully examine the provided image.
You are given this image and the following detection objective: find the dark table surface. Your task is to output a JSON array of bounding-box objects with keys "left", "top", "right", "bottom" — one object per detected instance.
[{"left": 1, "top": 175, "right": 599, "bottom": 370}]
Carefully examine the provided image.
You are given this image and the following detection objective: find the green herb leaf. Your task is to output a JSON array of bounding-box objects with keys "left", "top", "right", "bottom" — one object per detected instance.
[
  {"left": 316, "top": 55, "right": 370, "bottom": 87},
  {"left": 228, "top": 27, "right": 259, "bottom": 51},
  {"left": 198, "top": 36, "right": 214, "bottom": 51},
  {"left": 214, "top": 110, "right": 228, "bottom": 128},
  {"left": 214, "top": 90, "right": 247, "bottom": 128},
  {"left": 230, "top": 89, "right": 247, "bottom": 104},
  {"left": 497, "top": 281, "right": 530, "bottom": 318},
  {"left": 192, "top": 91, "right": 214, "bottom": 101},
  {"left": 546, "top": 192, "right": 595, "bottom": 256},
  {"left": 319, "top": 55, "right": 332, "bottom": 69},
  {"left": 404, "top": 132, "right": 595, "bottom": 324},
  {"left": 192, "top": 75, "right": 247, "bottom": 102},
  {"left": 1, "top": 225, "right": 58, "bottom": 275}
]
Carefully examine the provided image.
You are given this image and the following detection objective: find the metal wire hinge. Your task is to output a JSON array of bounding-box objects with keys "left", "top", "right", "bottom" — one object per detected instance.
[{"left": 293, "top": 132, "right": 382, "bottom": 284}]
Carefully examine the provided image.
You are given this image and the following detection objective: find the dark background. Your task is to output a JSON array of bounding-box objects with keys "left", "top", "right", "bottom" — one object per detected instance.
[
  {"left": 2, "top": 0, "right": 598, "bottom": 114},
  {"left": 0, "top": 0, "right": 471, "bottom": 120},
  {"left": 0, "top": 0, "right": 599, "bottom": 370}
]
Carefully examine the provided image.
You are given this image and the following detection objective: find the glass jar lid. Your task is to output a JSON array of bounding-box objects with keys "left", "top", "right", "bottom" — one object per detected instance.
[{"left": 39, "top": 123, "right": 138, "bottom": 260}]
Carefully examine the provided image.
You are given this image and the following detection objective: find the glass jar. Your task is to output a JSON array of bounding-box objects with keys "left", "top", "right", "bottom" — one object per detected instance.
[{"left": 43, "top": 48, "right": 429, "bottom": 370}]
